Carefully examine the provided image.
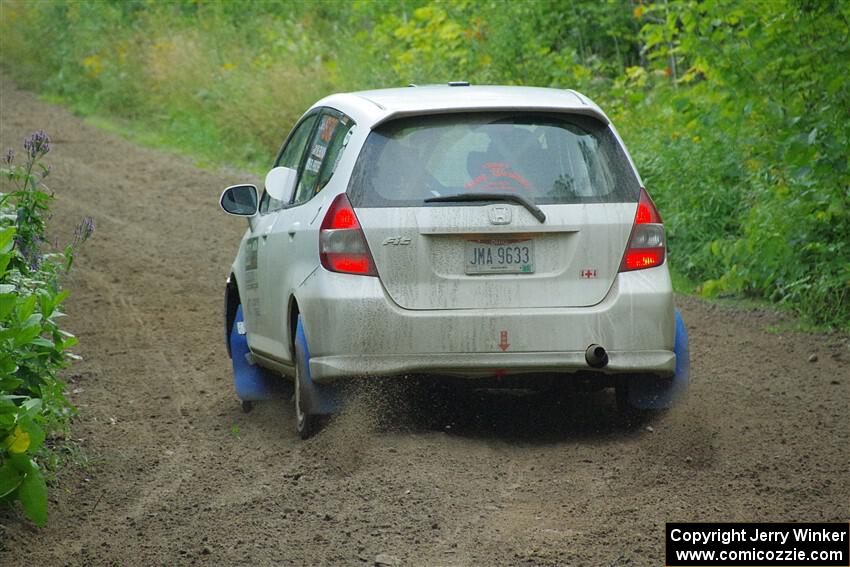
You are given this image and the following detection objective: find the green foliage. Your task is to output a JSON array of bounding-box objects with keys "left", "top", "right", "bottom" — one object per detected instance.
[
  {"left": 631, "top": 0, "right": 850, "bottom": 327},
  {"left": 0, "top": 132, "right": 91, "bottom": 526},
  {"left": 0, "top": 0, "right": 846, "bottom": 328}
]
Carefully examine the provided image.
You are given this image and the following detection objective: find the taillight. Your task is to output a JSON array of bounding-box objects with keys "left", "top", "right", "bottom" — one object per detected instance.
[
  {"left": 619, "top": 187, "right": 666, "bottom": 272},
  {"left": 320, "top": 194, "right": 378, "bottom": 276}
]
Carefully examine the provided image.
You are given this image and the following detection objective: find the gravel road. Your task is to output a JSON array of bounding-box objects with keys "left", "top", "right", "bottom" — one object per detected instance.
[{"left": 1, "top": 73, "right": 848, "bottom": 566}]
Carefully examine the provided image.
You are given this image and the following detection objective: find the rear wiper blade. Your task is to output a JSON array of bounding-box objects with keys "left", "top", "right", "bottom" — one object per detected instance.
[{"left": 424, "top": 192, "right": 546, "bottom": 223}]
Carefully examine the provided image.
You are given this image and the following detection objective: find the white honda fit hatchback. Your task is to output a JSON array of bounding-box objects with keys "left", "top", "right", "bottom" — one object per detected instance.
[{"left": 220, "top": 84, "right": 689, "bottom": 438}]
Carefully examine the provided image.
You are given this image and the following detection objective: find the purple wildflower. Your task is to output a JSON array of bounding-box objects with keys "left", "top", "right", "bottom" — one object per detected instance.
[
  {"left": 73, "top": 216, "right": 95, "bottom": 246},
  {"left": 3, "top": 148, "right": 13, "bottom": 165},
  {"left": 23, "top": 129, "right": 51, "bottom": 159}
]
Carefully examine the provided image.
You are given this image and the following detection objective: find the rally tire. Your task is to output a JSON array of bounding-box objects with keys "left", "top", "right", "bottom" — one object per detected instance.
[{"left": 294, "top": 317, "right": 319, "bottom": 439}]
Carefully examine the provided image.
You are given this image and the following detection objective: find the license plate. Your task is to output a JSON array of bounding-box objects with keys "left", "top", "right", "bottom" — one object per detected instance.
[{"left": 465, "top": 239, "right": 534, "bottom": 274}]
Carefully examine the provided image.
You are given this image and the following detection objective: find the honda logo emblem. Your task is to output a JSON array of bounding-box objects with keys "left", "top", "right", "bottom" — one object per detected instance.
[{"left": 488, "top": 206, "right": 511, "bottom": 225}]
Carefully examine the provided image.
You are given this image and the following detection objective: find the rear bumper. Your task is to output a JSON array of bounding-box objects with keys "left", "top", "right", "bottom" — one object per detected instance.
[
  {"left": 297, "top": 265, "right": 676, "bottom": 382},
  {"left": 311, "top": 350, "right": 675, "bottom": 380}
]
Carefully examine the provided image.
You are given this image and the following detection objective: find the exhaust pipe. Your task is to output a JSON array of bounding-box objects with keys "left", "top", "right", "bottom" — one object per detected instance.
[{"left": 585, "top": 344, "right": 609, "bottom": 368}]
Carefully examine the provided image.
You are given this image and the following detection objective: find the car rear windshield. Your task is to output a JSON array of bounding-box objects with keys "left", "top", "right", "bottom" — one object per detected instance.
[{"left": 347, "top": 112, "right": 641, "bottom": 207}]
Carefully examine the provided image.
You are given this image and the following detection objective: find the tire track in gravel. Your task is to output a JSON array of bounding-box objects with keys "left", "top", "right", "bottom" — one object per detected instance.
[{"left": 1, "top": 73, "right": 848, "bottom": 566}]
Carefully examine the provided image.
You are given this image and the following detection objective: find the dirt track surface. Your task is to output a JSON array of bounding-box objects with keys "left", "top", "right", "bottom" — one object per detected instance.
[{"left": 1, "top": 74, "right": 848, "bottom": 566}]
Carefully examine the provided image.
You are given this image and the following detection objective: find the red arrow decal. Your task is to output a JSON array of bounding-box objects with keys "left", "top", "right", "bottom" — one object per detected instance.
[{"left": 498, "top": 330, "right": 510, "bottom": 351}]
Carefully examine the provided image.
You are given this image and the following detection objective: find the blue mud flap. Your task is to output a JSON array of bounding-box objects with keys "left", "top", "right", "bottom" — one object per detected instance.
[
  {"left": 229, "top": 306, "right": 279, "bottom": 401},
  {"left": 627, "top": 309, "right": 690, "bottom": 410},
  {"left": 295, "top": 315, "right": 344, "bottom": 415}
]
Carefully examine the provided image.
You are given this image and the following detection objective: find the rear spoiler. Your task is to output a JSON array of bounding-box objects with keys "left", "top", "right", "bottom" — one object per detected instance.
[{"left": 369, "top": 105, "right": 611, "bottom": 129}]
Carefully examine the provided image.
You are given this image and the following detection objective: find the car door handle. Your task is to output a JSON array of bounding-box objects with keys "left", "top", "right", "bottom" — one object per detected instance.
[
  {"left": 288, "top": 221, "right": 301, "bottom": 237},
  {"left": 261, "top": 225, "right": 274, "bottom": 241}
]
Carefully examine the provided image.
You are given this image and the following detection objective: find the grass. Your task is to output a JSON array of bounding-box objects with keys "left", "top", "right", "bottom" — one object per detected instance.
[
  {"left": 50, "top": 97, "right": 268, "bottom": 175},
  {"left": 84, "top": 113, "right": 264, "bottom": 173}
]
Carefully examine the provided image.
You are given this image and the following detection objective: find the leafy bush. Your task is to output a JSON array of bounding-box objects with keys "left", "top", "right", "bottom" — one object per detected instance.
[
  {"left": 0, "top": 132, "right": 93, "bottom": 526},
  {"left": 630, "top": 0, "right": 850, "bottom": 327}
]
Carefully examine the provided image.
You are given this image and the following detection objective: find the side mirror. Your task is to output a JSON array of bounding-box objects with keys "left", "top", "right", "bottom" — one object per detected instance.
[
  {"left": 220, "top": 184, "right": 258, "bottom": 216},
  {"left": 265, "top": 166, "right": 298, "bottom": 203}
]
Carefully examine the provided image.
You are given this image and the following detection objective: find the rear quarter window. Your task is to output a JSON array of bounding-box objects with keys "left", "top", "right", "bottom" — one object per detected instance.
[{"left": 348, "top": 113, "right": 640, "bottom": 207}]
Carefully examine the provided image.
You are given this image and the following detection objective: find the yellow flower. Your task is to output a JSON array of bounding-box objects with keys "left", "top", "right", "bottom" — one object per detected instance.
[{"left": 82, "top": 54, "right": 103, "bottom": 79}]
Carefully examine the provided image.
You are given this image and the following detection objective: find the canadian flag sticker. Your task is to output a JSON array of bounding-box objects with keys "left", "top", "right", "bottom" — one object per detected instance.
[{"left": 580, "top": 269, "right": 598, "bottom": 279}]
